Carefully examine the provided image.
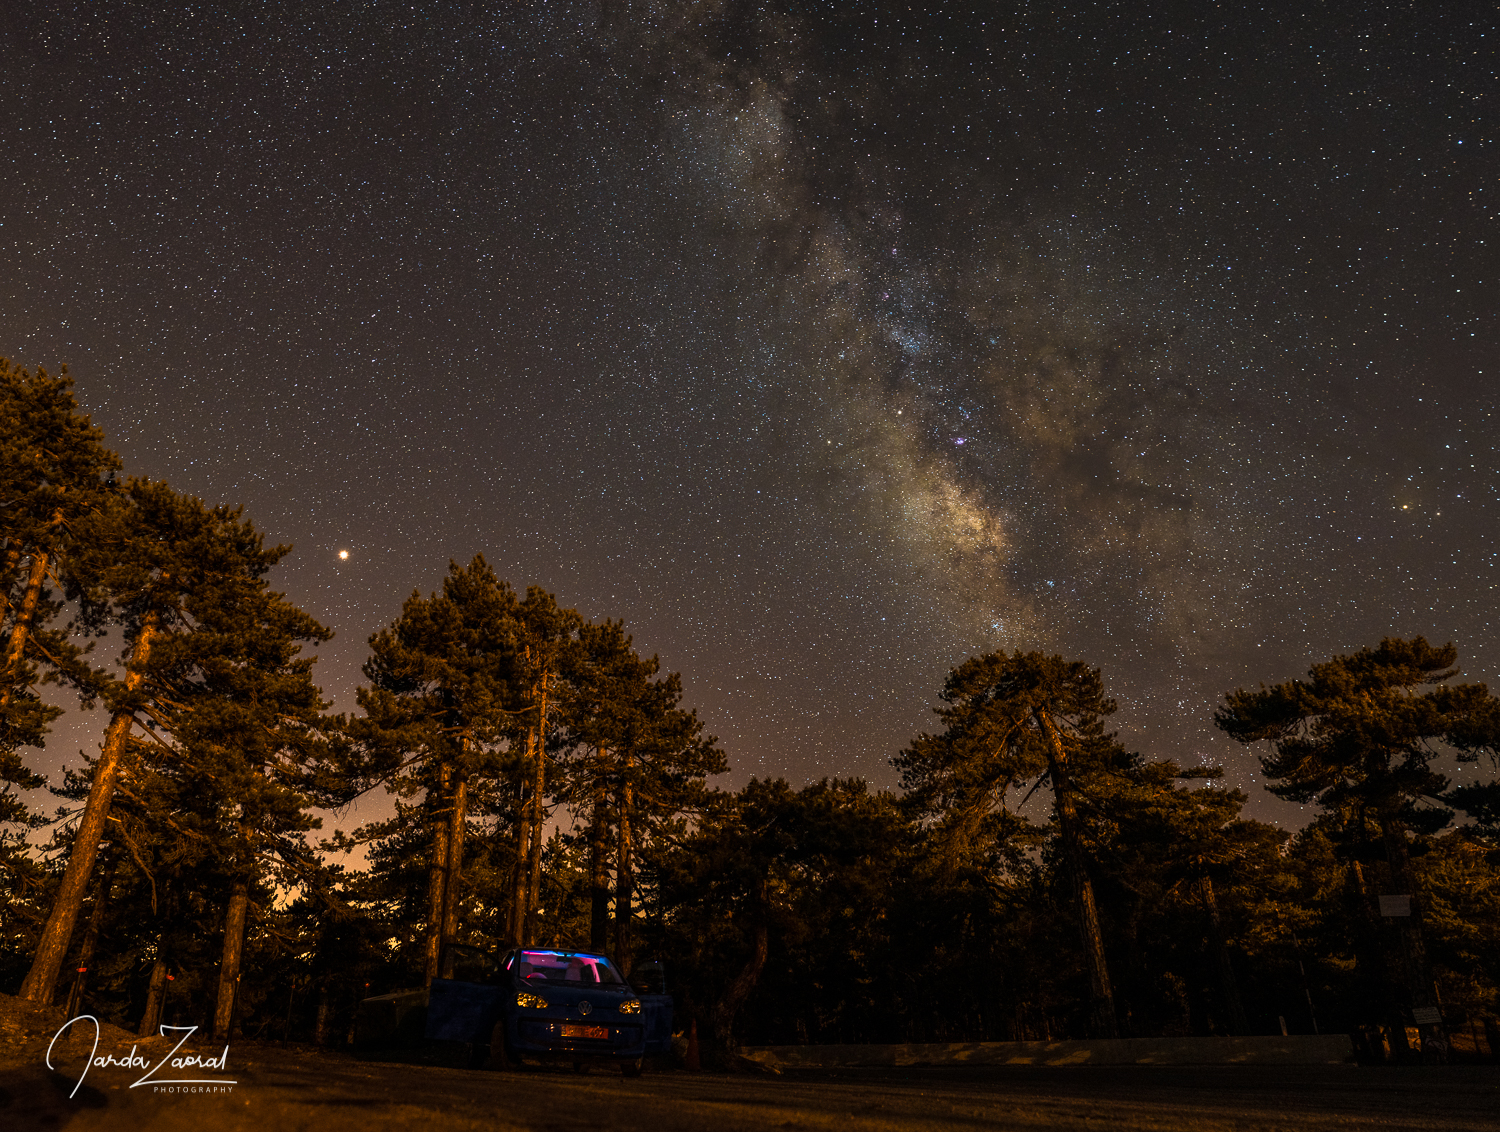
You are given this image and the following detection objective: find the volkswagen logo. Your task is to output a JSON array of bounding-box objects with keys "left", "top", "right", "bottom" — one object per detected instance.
[{"left": 578, "top": 1000, "right": 592, "bottom": 1017}]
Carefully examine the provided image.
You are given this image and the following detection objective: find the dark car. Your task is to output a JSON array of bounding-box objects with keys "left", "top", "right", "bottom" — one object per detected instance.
[{"left": 426, "top": 945, "right": 672, "bottom": 1075}]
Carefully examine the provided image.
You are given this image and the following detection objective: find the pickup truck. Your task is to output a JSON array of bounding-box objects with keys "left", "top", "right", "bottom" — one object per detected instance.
[{"left": 425, "top": 944, "right": 673, "bottom": 1075}]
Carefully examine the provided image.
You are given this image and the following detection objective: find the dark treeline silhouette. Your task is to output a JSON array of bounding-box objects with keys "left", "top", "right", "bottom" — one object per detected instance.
[{"left": 3, "top": 359, "right": 1498, "bottom": 1063}]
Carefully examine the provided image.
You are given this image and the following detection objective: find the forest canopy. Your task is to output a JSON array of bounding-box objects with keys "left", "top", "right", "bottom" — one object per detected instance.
[{"left": 3, "top": 360, "right": 1497, "bottom": 1063}]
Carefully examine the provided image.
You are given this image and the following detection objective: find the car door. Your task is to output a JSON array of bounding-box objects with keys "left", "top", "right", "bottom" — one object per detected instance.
[
  {"left": 630, "top": 960, "right": 675, "bottom": 1055},
  {"left": 425, "top": 943, "right": 504, "bottom": 1043},
  {"left": 640, "top": 993, "right": 674, "bottom": 1054}
]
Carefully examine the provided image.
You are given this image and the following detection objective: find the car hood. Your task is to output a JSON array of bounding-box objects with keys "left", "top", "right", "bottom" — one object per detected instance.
[{"left": 516, "top": 983, "right": 635, "bottom": 1011}]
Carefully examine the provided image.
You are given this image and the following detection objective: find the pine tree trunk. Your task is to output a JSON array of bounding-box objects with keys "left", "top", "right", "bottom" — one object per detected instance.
[
  {"left": 523, "top": 678, "right": 549, "bottom": 946},
  {"left": 1199, "top": 875, "right": 1248, "bottom": 1035},
  {"left": 1034, "top": 708, "right": 1118, "bottom": 1039},
  {"left": 441, "top": 772, "right": 467, "bottom": 947},
  {"left": 0, "top": 548, "right": 49, "bottom": 706},
  {"left": 613, "top": 751, "right": 634, "bottom": 976},
  {"left": 0, "top": 537, "right": 22, "bottom": 588},
  {"left": 508, "top": 746, "right": 532, "bottom": 947},
  {"left": 712, "top": 879, "right": 769, "bottom": 1051},
  {"left": 313, "top": 983, "right": 332, "bottom": 1045},
  {"left": 507, "top": 725, "right": 537, "bottom": 947},
  {"left": 63, "top": 868, "right": 109, "bottom": 1016},
  {"left": 1380, "top": 816, "right": 1446, "bottom": 1059},
  {"left": 424, "top": 763, "right": 452, "bottom": 984},
  {"left": 590, "top": 758, "right": 610, "bottom": 953},
  {"left": 213, "top": 881, "right": 250, "bottom": 1041},
  {"left": 139, "top": 949, "right": 170, "bottom": 1037},
  {"left": 19, "top": 613, "right": 159, "bottom": 1003}
]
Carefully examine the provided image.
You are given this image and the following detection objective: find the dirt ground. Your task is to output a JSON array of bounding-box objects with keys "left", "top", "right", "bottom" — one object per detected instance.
[
  {"left": 4, "top": 1044, "right": 1500, "bottom": 1132},
  {"left": 2, "top": 997, "right": 1498, "bottom": 1132}
]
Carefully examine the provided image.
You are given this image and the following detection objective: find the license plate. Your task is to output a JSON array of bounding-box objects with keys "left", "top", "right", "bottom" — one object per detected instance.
[{"left": 561, "top": 1024, "right": 610, "bottom": 1040}]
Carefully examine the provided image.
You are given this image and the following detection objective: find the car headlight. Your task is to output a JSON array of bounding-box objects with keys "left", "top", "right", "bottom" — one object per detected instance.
[
  {"left": 516, "top": 992, "right": 549, "bottom": 1010},
  {"left": 618, "top": 999, "right": 642, "bottom": 1014}
]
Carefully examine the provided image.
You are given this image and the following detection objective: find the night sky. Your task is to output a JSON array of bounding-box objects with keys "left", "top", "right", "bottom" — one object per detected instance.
[{"left": 2, "top": 3, "right": 1494, "bottom": 826}]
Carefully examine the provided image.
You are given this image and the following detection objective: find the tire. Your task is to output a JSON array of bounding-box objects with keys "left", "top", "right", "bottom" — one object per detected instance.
[{"left": 622, "top": 1057, "right": 643, "bottom": 1078}]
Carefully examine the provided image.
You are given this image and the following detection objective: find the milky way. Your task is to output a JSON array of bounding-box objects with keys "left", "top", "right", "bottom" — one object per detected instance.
[{"left": 2, "top": 3, "right": 1493, "bottom": 823}]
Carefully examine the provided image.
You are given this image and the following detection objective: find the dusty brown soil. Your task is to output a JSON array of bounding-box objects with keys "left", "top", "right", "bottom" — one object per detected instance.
[{"left": 3, "top": 996, "right": 1498, "bottom": 1131}]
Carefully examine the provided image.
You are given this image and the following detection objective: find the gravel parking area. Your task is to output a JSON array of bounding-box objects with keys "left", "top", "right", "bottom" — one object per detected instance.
[{"left": 4, "top": 1035, "right": 1499, "bottom": 1132}]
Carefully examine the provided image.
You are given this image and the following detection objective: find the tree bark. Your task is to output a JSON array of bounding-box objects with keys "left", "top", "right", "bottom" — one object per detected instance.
[
  {"left": 313, "top": 983, "right": 332, "bottom": 1046},
  {"left": 139, "top": 949, "right": 170, "bottom": 1037},
  {"left": 1199, "top": 875, "right": 1248, "bottom": 1035},
  {"left": 213, "top": 881, "right": 250, "bottom": 1041},
  {"left": 424, "top": 763, "right": 452, "bottom": 984},
  {"left": 590, "top": 757, "right": 610, "bottom": 953},
  {"left": 63, "top": 867, "right": 109, "bottom": 1016},
  {"left": 0, "top": 548, "right": 49, "bottom": 706},
  {"left": 613, "top": 749, "right": 635, "bottom": 976},
  {"left": 441, "top": 771, "right": 467, "bottom": 948},
  {"left": 523, "top": 677, "right": 549, "bottom": 945},
  {"left": 507, "top": 746, "right": 532, "bottom": 947},
  {"left": 1033, "top": 707, "right": 1118, "bottom": 1039},
  {"left": 19, "top": 612, "right": 159, "bottom": 1003}
]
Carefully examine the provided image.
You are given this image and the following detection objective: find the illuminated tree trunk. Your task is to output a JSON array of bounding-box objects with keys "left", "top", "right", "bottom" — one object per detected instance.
[
  {"left": 590, "top": 753, "right": 610, "bottom": 952},
  {"left": 138, "top": 948, "right": 170, "bottom": 1037},
  {"left": 1034, "top": 707, "right": 1118, "bottom": 1039},
  {"left": 441, "top": 771, "right": 467, "bottom": 947},
  {"left": 0, "top": 548, "right": 49, "bottom": 706},
  {"left": 523, "top": 678, "right": 549, "bottom": 945},
  {"left": 424, "top": 763, "right": 452, "bottom": 984},
  {"left": 213, "top": 880, "right": 249, "bottom": 1041},
  {"left": 613, "top": 750, "right": 635, "bottom": 975},
  {"left": 507, "top": 748, "right": 532, "bottom": 946},
  {"left": 20, "top": 612, "right": 159, "bottom": 1003}
]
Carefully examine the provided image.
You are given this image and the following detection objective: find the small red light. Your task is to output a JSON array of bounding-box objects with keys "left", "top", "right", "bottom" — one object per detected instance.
[
  {"left": 167, "top": 975, "right": 175, "bottom": 980},
  {"left": 77, "top": 968, "right": 87, "bottom": 973}
]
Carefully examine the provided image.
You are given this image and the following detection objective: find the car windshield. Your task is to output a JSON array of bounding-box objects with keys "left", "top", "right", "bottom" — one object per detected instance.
[{"left": 512, "top": 949, "right": 623, "bottom": 986}]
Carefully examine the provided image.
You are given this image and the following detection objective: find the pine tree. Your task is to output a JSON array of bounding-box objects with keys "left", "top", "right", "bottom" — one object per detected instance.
[
  {"left": 894, "top": 651, "right": 1122, "bottom": 1038},
  {"left": 558, "top": 619, "right": 724, "bottom": 972},
  {"left": 354, "top": 557, "right": 524, "bottom": 979},
  {"left": 1215, "top": 637, "right": 1499, "bottom": 1057},
  {"left": 506, "top": 587, "right": 582, "bottom": 948},
  {"left": 158, "top": 561, "right": 337, "bottom": 1039},
  {"left": 0, "top": 359, "right": 118, "bottom": 912},
  {"left": 18, "top": 480, "right": 305, "bottom": 1004}
]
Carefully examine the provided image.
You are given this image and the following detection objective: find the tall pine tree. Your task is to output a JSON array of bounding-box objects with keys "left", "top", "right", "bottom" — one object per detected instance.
[
  {"left": 19, "top": 480, "right": 309, "bottom": 1004},
  {"left": 1216, "top": 637, "right": 1499, "bottom": 1057},
  {"left": 1, "top": 360, "right": 118, "bottom": 934},
  {"left": 895, "top": 651, "right": 1122, "bottom": 1038},
  {"left": 354, "top": 557, "right": 523, "bottom": 980}
]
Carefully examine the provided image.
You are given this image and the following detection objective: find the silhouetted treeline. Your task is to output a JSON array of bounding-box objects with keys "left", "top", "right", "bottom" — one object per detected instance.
[{"left": 3, "top": 359, "right": 1498, "bottom": 1063}]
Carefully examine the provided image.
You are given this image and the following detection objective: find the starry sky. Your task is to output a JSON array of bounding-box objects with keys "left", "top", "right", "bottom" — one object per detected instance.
[{"left": 2, "top": 2, "right": 1494, "bottom": 825}]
